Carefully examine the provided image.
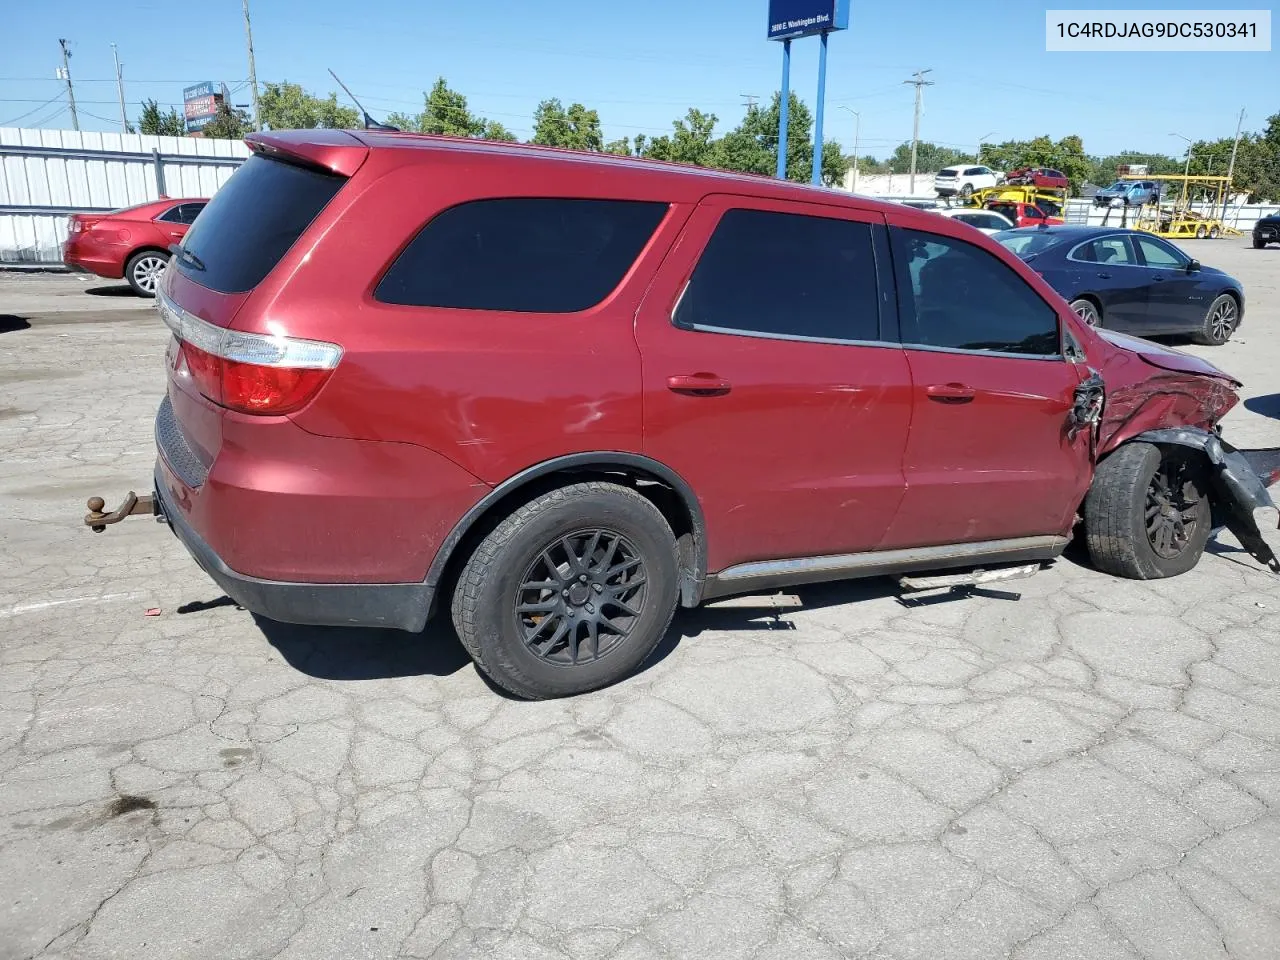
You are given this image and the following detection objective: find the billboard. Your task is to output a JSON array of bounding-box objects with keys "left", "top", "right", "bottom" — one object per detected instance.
[
  {"left": 767, "top": 0, "right": 850, "bottom": 40},
  {"left": 182, "top": 81, "right": 221, "bottom": 132}
]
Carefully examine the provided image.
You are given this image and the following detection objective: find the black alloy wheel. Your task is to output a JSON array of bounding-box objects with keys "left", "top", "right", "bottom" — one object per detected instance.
[
  {"left": 1145, "top": 459, "right": 1204, "bottom": 560},
  {"left": 515, "top": 528, "right": 648, "bottom": 666}
]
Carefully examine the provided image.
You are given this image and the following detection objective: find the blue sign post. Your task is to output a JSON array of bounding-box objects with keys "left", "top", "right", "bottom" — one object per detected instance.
[{"left": 767, "top": 0, "right": 849, "bottom": 184}]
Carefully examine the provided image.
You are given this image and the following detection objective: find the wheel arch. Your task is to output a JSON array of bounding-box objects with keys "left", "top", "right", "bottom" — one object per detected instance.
[
  {"left": 425, "top": 452, "right": 708, "bottom": 617},
  {"left": 1069, "top": 292, "right": 1104, "bottom": 320}
]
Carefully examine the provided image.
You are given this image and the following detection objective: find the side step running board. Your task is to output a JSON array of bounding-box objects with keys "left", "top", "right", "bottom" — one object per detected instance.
[{"left": 898, "top": 563, "right": 1041, "bottom": 592}]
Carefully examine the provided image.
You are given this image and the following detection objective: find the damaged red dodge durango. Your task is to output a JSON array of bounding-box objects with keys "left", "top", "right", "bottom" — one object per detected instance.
[{"left": 85, "top": 129, "right": 1280, "bottom": 699}]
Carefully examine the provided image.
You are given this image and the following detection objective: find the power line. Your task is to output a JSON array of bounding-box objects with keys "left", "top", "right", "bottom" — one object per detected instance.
[{"left": 0, "top": 94, "right": 66, "bottom": 126}]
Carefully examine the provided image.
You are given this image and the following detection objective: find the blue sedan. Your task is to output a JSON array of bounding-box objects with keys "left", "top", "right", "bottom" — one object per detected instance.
[{"left": 995, "top": 226, "right": 1245, "bottom": 345}]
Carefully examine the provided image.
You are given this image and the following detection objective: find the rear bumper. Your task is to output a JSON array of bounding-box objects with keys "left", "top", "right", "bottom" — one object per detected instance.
[
  {"left": 155, "top": 465, "right": 434, "bottom": 632},
  {"left": 61, "top": 243, "right": 123, "bottom": 279}
]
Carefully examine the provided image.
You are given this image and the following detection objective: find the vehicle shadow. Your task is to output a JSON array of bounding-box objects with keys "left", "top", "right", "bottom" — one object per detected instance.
[
  {"left": 85, "top": 285, "right": 140, "bottom": 298},
  {"left": 245, "top": 577, "right": 919, "bottom": 695},
  {"left": 1244, "top": 394, "right": 1280, "bottom": 420},
  {"left": 0, "top": 315, "right": 32, "bottom": 333}
]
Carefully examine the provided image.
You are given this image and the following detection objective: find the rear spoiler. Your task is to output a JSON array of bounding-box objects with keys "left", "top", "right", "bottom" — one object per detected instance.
[{"left": 243, "top": 130, "right": 369, "bottom": 178}]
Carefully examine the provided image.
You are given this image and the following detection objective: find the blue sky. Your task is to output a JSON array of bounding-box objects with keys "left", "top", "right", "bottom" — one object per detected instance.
[{"left": 3, "top": 1, "right": 1275, "bottom": 158}]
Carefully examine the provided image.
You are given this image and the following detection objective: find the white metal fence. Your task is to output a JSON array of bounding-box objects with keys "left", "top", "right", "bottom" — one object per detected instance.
[{"left": 0, "top": 127, "right": 250, "bottom": 264}]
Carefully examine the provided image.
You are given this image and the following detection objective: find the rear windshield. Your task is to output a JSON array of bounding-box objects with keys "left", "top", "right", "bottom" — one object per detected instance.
[
  {"left": 174, "top": 154, "right": 344, "bottom": 293},
  {"left": 995, "top": 230, "right": 1066, "bottom": 258}
]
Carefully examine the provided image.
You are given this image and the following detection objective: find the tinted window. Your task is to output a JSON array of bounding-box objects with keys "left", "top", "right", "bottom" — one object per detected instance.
[
  {"left": 156, "top": 205, "right": 183, "bottom": 223},
  {"left": 996, "top": 230, "right": 1067, "bottom": 258},
  {"left": 1135, "top": 235, "right": 1186, "bottom": 267},
  {"left": 989, "top": 203, "right": 1020, "bottom": 222},
  {"left": 179, "top": 202, "right": 206, "bottom": 225},
  {"left": 176, "top": 155, "right": 344, "bottom": 293},
  {"left": 376, "top": 198, "right": 666, "bottom": 313},
  {"left": 1072, "top": 236, "right": 1135, "bottom": 264},
  {"left": 674, "top": 208, "right": 880, "bottom": 342},
  {"left": 896, "top": 228, "right": 1059, "bottom": 356}
]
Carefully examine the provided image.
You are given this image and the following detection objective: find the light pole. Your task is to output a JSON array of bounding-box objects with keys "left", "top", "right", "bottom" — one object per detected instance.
[
  {"left": 1171, "top": 132, "right": 1192, "bottom": 207},
  {"left": 839, "top": 106, "right": 860, "bottom": 193},
  {"left": 977, "top": 131, "right": 994, "bottom": 165}
]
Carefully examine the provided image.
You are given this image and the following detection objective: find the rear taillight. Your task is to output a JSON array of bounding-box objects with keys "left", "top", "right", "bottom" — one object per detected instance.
[{"left": 159, "top": 290, "right": 341, "bottom": 416}]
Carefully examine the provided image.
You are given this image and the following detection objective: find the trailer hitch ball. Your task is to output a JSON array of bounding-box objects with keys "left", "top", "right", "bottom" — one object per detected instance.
[{"left": 87, "top": 497, "right": 108, "bottom": 532}]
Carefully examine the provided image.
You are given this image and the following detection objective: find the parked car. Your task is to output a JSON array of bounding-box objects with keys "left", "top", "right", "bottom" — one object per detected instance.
[
  {"left": 996, "top": 225, "right": 1245, "bottom": 344},
  {"left": 85, "top": 131, "right": 1280, "bottom": 699},
  {"left": 934, "top": 165, "right": 1003, "bottom": 198},
  {"left": 936, "top": 207, "right": 1014, "bottom": 235},
  {"left": 1006, "top": 167, "right": 1070, "bottom": 191},
  {"left": 1093, "top": 180, "right": 1161, "bottom": 208},
  {"left": 62, "top": 198, "right": 207, "bottom": 296},
  {"left": 985, "top": 200, "right": 1064, "bottom": 227},
  {"left": 1253, "top": 210, "right": 1280, "bottom": 248}
]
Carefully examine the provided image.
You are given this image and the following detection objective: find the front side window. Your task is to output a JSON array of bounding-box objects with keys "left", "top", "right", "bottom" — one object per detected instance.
[
  {"left": 376, "top": 198, "right": 668, "bottom": 313},
  {"left": 1134, "top": 235, "right": 1186, "bottom": 267},
  {"left": 895, "top": 228, "right": 1060, "bottom": 356},
  {"left": 674, "top": 208, "right": 881, "bottom": 342}
]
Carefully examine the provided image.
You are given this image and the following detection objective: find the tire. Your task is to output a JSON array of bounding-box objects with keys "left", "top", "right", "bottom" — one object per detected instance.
[
  {"left": 959, "top": 183, "right": 974, "bottom": 198},
  {"left": 1193, "top": 293, "right": 1239, "bottom": 345},
  {"left": 1195, "top": 226, "right": 1207, "bottom": 239},
  {"left": 1084, "top": 442, "right": 1211, "bottom": 580},
  {"left": 1070, "top": 298, "right": 1102, "bottom": 328},
  {"left": 451, "top": 482, "right": 679, "bottom": 699},
  {"left": 124, "top": 249, "right": 169, "bottom": 298},
  {"left": 1255, "top": 237, "right": 1267, "bottom": 249},
  {"left": 1209, "top": 226, "right": 1221, "bottom": 239}
]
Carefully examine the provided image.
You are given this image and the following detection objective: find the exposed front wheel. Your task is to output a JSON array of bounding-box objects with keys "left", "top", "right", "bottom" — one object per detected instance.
[
  {"left": 1194, "top": 293, "right": 1238, "bottom": 345},
  {"left": 1084, "top": 443, "right": 1211, "bottom": 580},
  {"left": 1070, "top": 298, "right": 1102, "bottom": 327},
  {"left": 451, "top": 482, "right": 679, "bottom": 699},
  {"left": 959, "top": 183, "right": 974, "bottom": 198},
  {"left": 125, "top": 250, "right": 168, "bottom": 298}
]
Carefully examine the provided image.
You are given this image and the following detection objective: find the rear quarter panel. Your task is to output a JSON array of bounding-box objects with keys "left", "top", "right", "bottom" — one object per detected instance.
[{"left": 245, "top": 150, "right": 696, "bottom": 485}]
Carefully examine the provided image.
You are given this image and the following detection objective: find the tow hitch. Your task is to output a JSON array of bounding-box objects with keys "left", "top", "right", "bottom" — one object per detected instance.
[{"left": 84, "top": 492, "right": 162, "bottom": 532}]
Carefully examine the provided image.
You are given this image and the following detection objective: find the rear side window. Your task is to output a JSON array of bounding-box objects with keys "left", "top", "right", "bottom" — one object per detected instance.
[
  {"left": 376, "top": 198, "right": 667, "bottom": 313},
  {"left": 894, "top": 228, "right": 1059, "bottom": 357},
  {"left": 175, "top": 154, "right": 345, "bottom": 293},
  {"left": 674, "top": 208, "right": 881, "bottom": 342}
]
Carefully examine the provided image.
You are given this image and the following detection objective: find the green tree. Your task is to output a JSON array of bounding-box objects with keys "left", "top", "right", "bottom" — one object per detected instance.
[
  {"left": 200, "top": 100, "right": 251, "bottom": 140},
  {"left": 1088, "top": 151, "right": 1182, "bottom": 186},
  {"left": 384, "top": 111, "right": 417, "bottom": 132},
  {"left": 884, "top": 141, "right": 971, "bottom": 175},
  {"left": 979, "top": 135, "right": 1092, "bottom": 193},
  {"left": 637, "top": 109, "right": 719, "bottom": 166},
  {"left": 418, "top": 78, "right": 484, "bottom": 136},
  {"left": 258, "top": 82, "right": 358, "bottom": 130},
  {"left": 710, "top": 93, "right": 847, "bottom": 186},
  {"left": 531, "top": 98, "right": 603, "bottom": 151},
  {"left": 603, "top": 137, "right": 632, "bottom": 156},
  {"left": 479, "top": 119, "right": 518, "bottom": 142},
  {"left": 138, "top": 99, "right": 186, "bottom": 137}
]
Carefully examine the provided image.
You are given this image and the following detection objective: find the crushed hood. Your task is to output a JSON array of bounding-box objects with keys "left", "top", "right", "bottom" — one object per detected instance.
[{"left": 1095, "top": 329, "right": 1241, "bottom": 386}]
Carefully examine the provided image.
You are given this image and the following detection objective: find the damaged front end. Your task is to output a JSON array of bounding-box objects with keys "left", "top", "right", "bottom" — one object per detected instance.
[{"left": 1131, "top": 428, "right": 1280, "bottom": 574}]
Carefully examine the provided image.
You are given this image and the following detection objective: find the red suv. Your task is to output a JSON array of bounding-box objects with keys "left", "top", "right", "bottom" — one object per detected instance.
[
  {"left": 89, "top": 130, "right": 1280, "bottom": 699},
  {"left": 1006, "top": 167, "right": 1070, "bottom": 191},
  {"left": 986, "top": 200, "right": 1065, "bottom": 228},
  {"left": 63, "top": 198, "right": 207, "bottom": 296}
]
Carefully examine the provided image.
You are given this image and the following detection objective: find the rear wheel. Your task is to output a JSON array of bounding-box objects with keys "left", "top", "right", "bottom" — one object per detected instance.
[
  {"left": 959, "top": 183, "right": 973, "bottom": 198},
  {"left": 1209, "top": 225, "right": 1221, "bottom": 239},
  {"left": 1195, "top": 225, "right": 1208, "bottom": 239},
  {"left": 1085, "top": 443, "right": 1211, "bottom": 580},
  {"left": 1193, "top": 293, "right": 1238, "bottom": 345},
  {"left": 451, "top": 482, "right": 679, "bottom": 699},
  {"left": 124, "top": 250, "right": 168, "bottom": 298},
  {"left": 1070, "top": 298, "right": 1102, "bottom": 327}
]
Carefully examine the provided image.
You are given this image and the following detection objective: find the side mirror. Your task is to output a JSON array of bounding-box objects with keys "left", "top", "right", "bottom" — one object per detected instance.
[{"left": 1187, "top": 259, "right": 1201, "bottom": 273}]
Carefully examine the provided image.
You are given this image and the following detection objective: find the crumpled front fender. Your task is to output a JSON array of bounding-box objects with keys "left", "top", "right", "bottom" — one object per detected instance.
[{"left": 1132, "top": 427, "right": 1280, "bottom": 573}]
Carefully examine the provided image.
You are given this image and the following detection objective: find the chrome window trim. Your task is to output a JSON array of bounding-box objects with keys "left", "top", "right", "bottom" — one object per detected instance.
[
  {"left": 900, "top": 342, "right": 1064, "bottom": 362},
  {"left": 1065, "top": 234, "right": 1145, "bottom": 268}
]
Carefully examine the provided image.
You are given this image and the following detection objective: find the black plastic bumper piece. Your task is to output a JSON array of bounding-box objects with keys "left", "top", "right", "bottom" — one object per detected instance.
[{"left": 154, "top": 470, "right": 432, "bottom": 632}]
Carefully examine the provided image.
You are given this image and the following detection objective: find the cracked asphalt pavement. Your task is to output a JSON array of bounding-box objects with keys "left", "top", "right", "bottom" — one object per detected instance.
[{"left": 2, "top": 243, "right": 1280, "bottom": 960}]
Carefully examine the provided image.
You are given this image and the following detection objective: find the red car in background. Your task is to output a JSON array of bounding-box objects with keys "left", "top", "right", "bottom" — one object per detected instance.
[
  {"left": 1006, "top": 167, "right": 1070, "bottom": 191},
  {"left": 62, "top": 198, "right": 207, "bottom": 297},
  {"left": 986, "top": 200, "right": 1065, "bottom": 228}
]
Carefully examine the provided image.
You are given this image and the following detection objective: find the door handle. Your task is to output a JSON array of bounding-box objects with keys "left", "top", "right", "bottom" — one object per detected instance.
[
  {"left": 1096, "top": 272, "right": 1112, "bottom": 280},
  {"left": 667, "top": 374, "right": 732, "bottom": 397},
  {"left": 1152, "top": 276, "right": 1165, "bottom": 283},
  {"left": 926, "top": 382, "right": 975, "bottom": 404}
]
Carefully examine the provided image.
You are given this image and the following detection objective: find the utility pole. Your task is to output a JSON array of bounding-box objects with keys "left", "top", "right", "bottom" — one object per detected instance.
[
  {"left": 111, "top": 43, "right": 128, "bottom": 132},
  {"left": 741, "top": 94, "right": 758, "bottom": 111},
  {"left": 58, "top": 39, "right": 79, "bottom": 132},
  {"left": 242, "top": 0, "right": 261, "bottom": 131},
  {"left": 903, "top": 69, "right": 932, "bottom": 195},
  {"left": 839, "top": 106, "right": 860, "bottom": 193},
  {"left": 1223, "top": 107, "right": 1245, "bottom": 222}
]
